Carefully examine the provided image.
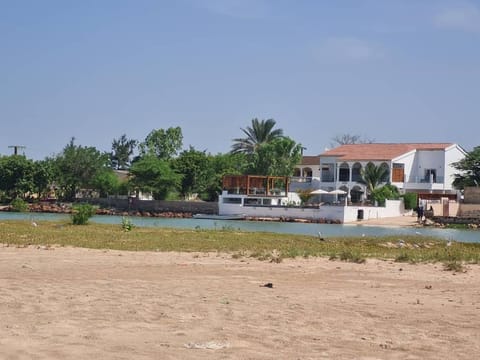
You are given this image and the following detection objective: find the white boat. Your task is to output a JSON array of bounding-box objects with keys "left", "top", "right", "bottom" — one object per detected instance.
[{"left": 192, "top": 213, "right": 245, "bottom": 220}]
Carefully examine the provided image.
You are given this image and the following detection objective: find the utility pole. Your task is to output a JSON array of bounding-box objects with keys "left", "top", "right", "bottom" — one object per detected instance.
[{"left": 8, "top": 145, "right": 26, "bottom": 155}]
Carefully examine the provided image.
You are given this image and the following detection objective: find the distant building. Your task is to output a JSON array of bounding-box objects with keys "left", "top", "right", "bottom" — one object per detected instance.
[{"left": 293, "top": 143, "right": 466, "bottom": 203}]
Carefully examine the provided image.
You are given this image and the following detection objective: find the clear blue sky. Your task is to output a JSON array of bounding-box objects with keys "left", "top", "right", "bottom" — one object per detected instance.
[{"left": 1, "top": 0, "right": 479, "bottom": 160}]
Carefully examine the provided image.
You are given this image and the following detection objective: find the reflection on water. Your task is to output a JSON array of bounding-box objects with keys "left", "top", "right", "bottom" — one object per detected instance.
[{"left": 1, "top": 212, "right": 478, "bottom": 243}]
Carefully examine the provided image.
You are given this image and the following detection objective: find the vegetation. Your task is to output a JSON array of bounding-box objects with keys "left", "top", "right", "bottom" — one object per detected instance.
[
  {"left": 370, "top": 184, "right": 400, "bottom": 206},
  {"left": 1, "top": 221, "right": 479, "bottom": 266},
  {"left": 231, "top": 118, "right": 284, "bottom": 154},
  {"left": 330, "top": 133, "right": 375, "bottom": 147},
  {"left": 10, "top": 198, "right": 29, "bottom": 212},
  {"left": 110, "top": 134, "right": 138, "bottom": 170},
  {"left": 359, "top": 163, "right": 389, "bottom": 202},
  {"left": 71, "top": 204, "right": 97, "bottom": 225},
  {"left": 453, "top": 146, "right": 480, "bottom": 189},
  {"left": 129, "top": 155, "right": 181, "bottom": 200},
  {"left": 402, "top": 192, "right": 418, "bottom": 210}
]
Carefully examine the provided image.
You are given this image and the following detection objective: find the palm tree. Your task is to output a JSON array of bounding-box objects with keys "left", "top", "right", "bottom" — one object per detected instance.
[
  {"left": 358, "top": 163, "right": 389, "bottom": 198},
  {"left": 231, "top": 118, "right": 284, "bottom": 154}
]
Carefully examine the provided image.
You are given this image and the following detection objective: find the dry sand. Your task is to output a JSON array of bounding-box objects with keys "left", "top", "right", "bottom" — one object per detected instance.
[{"left": 1, "top": 245, "right": 479, "bottom": 360}]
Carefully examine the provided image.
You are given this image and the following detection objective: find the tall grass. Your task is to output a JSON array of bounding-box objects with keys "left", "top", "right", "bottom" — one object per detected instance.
[{"left": 0, "top": 220, "right": 479, "bottom": 264}]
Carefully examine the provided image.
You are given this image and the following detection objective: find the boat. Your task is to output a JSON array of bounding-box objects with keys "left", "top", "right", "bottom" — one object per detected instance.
[{"left": 192, "top": 213, "right": 246, "bottom": 220}]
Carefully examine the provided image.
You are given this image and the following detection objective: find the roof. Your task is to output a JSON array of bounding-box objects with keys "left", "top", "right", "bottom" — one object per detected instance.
[
  {"left": 300, "top": 155, "right": 321, "bottom": 166},
  {"left": 319, "top": 143, "right": 454, "bottom": 161}
]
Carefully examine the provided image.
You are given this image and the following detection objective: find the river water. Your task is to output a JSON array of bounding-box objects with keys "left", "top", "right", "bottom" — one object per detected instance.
[{"left": 1, "top": 212, "right": 479, "bottom": 243}]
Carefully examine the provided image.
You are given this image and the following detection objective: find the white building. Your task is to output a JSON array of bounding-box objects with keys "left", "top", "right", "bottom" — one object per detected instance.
[{"left": 293, "top": 143, "right": 466, "bottom": 203}]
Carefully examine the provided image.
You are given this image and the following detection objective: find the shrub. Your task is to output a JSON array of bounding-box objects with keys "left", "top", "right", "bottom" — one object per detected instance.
[
  {"left": 121, "top": 217, "right": 134, "bottom": 232},
  {"left": 71, "top": 204, "right": 96, "bottom": 225},
  {"left": 10, "top": 198, "right": 29, "bottom": 212},
  {"left": 402, "top": 192, "right": 417, "bottom": 210}
]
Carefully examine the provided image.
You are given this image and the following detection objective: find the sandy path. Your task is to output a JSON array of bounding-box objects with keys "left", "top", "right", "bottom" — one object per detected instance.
[{"left": 1, "top": 245, "right": 479, "bottom": 359}]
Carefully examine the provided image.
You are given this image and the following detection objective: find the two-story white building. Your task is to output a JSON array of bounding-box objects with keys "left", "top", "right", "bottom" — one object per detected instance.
[{"left": 293, "top": 143, "right": 466, "bottom": 203}]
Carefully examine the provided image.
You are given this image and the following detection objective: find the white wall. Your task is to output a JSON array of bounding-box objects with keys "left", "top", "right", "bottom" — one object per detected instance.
[
  {"left": 444, "top": 145, "right": 467, "bottom": 190},
  {"left": 393, "top": 150, "right": 416, "bottom": 183},
  {"left": 220, "top": 196, "right": 405, "bottom": 223}
]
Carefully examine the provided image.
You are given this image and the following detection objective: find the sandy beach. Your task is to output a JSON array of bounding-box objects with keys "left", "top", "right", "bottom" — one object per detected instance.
[{"left": 1, "top": 245, "right": 479, "bottom": 360}]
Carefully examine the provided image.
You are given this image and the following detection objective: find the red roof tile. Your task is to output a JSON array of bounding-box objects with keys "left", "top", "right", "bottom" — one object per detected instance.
[
  {"left": 320, "top": 143, "right": 453, "bottom": 161},
  {"left": 300, "top": 156, "right": 321, "bottom": 165}
]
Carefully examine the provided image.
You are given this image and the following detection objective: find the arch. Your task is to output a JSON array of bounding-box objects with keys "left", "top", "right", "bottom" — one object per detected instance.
[
  {"left": 352, "top": 162, "right": 362, "bottom": 182},
  {"left": 303, "top": 167, "right": 313, "bottom": 178},
  {"left": 350, "top": 185, "right": 363, "bottom": 203},
  {"left": 293, "top": 168, "right": 301, "bottom": 177},
  {"left": 338, "top": 162, "right": 350, "bottom": 182},
  {"left": 379, "top": 162, "right": 390, "bottom": 182}
]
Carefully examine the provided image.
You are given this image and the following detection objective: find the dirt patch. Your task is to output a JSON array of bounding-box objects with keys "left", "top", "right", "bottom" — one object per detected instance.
[{"left": 1, "top": 246, "right": 478, "bottom": 359}]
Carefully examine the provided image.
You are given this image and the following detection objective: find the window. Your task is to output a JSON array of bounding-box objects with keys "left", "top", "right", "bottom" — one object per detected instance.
[{"left": 425, "top": 169, "right": 436, "bottom": 183}]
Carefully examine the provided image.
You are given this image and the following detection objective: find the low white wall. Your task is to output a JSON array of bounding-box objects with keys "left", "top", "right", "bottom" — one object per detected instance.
[
  {"left": 343, "top": 200, "right": 405, "bottom": 223},
  {"left": 220, "top": 204, "right": 345, "bottom": 222}
]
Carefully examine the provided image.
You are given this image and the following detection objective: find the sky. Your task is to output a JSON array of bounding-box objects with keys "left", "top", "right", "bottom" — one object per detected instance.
[{"left": 1, "top": 0, "right": 479, "bottom": 160}]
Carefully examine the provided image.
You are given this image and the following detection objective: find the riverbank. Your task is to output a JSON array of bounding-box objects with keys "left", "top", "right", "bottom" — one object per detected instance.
[{"left": 1, "top": 246, "right": 478, "bottom": 359}]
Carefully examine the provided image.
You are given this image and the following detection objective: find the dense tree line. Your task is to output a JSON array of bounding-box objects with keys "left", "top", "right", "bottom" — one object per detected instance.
[{"left": 0, "top": 119, "right": 302, "bottom": 203}]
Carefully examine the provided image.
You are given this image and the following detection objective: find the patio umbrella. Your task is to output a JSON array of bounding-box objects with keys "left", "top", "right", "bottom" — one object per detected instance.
[
  {"left": 310, "top": 189, "right": 329, "bottom": 194},
  {"left": 329, "top": 189, "right": 347, "bottom": 195}
]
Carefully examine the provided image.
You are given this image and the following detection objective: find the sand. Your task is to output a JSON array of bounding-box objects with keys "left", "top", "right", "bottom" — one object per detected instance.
[{"left": 1, "top": 245, "right": 479, "bottom": 360}]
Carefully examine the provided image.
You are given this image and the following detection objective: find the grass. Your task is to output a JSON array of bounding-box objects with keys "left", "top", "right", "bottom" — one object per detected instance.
[{"left": 1, "top": 220, "right": 479, "bottom": 265}]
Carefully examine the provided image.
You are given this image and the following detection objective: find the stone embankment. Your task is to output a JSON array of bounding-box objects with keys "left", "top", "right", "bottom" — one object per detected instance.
[{"left": 0, "top": 203, "right": 194, "bottom": 219}]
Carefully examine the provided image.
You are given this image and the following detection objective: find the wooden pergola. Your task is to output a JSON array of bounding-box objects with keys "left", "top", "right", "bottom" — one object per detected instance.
[{"left": 222, "top": 175, "right": 289, "bottom": 196}]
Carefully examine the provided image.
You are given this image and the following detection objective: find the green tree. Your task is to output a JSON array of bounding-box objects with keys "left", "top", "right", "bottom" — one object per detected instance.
[
  {"left": 453, "top": 146, "right": 480, "bottom": 189},
  {"left": 359, "top": 163, "right": 389, "bottom": 200},
  {"left": 203, "top": 152, "right": 248, "bottom": 201},
  {"left": 248, "top": 137, "right": 302, "bottom": 176},
  {"left": 0, "top": 155, "right": 35, "bottom": 201},
  {"left": 370, "top": 184, "right": 400, "bottom": 206},
  {"left": 32, "top": 159, "right": 55, "bottom": 199},
  {"left": 173, "top": 147, "right": 213, "bottom": 199},
  {"left": 231, "top": 118, "right": 283, "bottom": 154},
  {"left": 92, "top": 168, "right": 120, "bottom": 198},
  {"left": 111, "top": 134, "right": 137, "bottom": 170},
  {"left": 129, "top": 155, "right": 181, "bottom": 200},
  {"left": 53, "top": 138, "right": 111, "bottom": 201},
  {"left": 139, "top": 127, "right": 183, "bottom": 160}
]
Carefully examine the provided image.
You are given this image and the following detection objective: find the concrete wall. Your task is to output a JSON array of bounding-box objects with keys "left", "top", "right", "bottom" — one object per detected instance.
[
  {"left": 464, "top": 187, "right": 480, "bottom": 204},
  {"left": 219, "top": 199, "right": 405, "bottom": 223},
  {"left": 88, "top": 198, "right": 218, "bottom": 214},
  {"left": 445, "top": 145, "right": 467, "bottom": 190}
]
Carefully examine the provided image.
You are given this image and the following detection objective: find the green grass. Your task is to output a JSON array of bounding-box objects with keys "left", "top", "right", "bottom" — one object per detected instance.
[{"left": 1, "top": 220, "right": 479, "bottom": 264}]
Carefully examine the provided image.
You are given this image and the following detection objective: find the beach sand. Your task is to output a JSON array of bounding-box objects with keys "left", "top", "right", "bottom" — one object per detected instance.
[{"left": 1, "top": 245, "right": 479, "bottom": 359}]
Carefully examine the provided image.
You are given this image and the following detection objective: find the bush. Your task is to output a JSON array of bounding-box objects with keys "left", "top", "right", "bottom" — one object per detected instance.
[
  {"left": 10, "top": 198, "right": 29, "bottom": 212},
  {"left": 402, "top": 192, "right": 417, "bottom": 210},
  {"left": 121, "top": 217, "right": 134, "bottom": 232},
  {"left": 71, "top": 204, "right": 96, "bottom": 225}
]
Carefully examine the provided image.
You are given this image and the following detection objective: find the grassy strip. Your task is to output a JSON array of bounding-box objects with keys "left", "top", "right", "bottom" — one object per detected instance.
[{"left": 1, "top": 220, "right": 479, "bottom": 265}]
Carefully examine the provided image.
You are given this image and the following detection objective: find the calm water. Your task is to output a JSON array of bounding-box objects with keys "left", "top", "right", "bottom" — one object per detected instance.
[{"left": 1, "top": 212, "right": 479, "bottom": 243}]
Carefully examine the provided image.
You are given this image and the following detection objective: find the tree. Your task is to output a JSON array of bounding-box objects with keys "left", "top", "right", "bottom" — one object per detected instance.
[
  {"left": 370, "top": 184, "right": 400, "bottom": 206},
  {"left": 248, "top": 137, "right": 302, "bottom": 176},
  {"left": 111, "top": 134, "right": 137, "bottom": 170},
  {"left": 53, "top": 138, "right": 111, "bottom": 201},
  {"left": 129, "top": 155, "right": 181, "bottom": 200},
  {"left": 203, "top": 152, "right": 248, "bottom": 201},
  {"left": 32, "top": 159, "right": 55, "bottom": 199},
  {"left": 453, "top": 146, "right": 480, "bottom": 190},
  {"left": 173, "top": 147, "right": 213, "bottom": 199},
  {"left": 92, "top": 169, "right": 120, "bottom": 198},
  {"left": 359, "top": 163, "right": 389, "bottom": 200},
  {"left": 0, "top": 155, "right": 35, "bottom": 200},
  {"left": 330, "top": 134, "right": 375, "bottom": 147},
  {"left": 231, "top": 118, "right": 284, "bottom": 154},
  {"left": 139, "top": 127, "right": 183, "bottom": 160}
]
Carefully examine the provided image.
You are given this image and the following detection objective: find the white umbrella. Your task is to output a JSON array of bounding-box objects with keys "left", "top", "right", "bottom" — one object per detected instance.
[
  {"left": 310, "top": 189, "right": 329, "bottom": 194},
  {"left": 329, "top": 189, "right": 347, "bottom": 195}
]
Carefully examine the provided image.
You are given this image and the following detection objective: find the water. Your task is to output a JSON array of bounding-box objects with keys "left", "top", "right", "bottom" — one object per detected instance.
[{"left": 1, "top": 212, "right": 479, "bottom": 243}]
